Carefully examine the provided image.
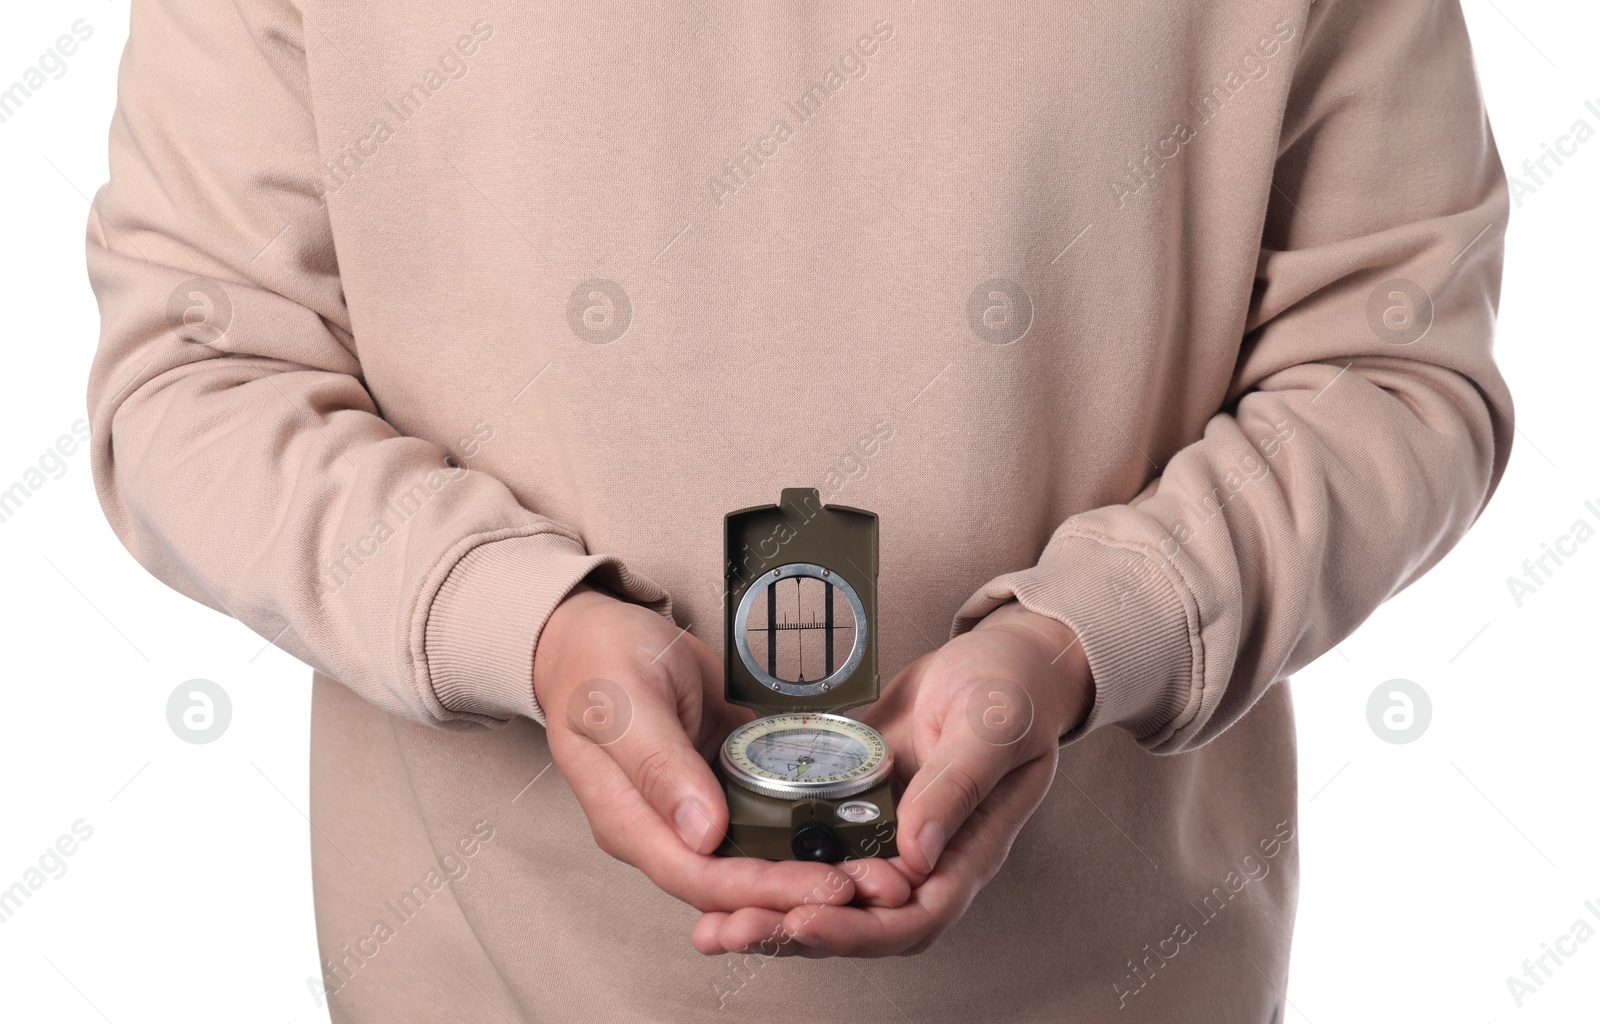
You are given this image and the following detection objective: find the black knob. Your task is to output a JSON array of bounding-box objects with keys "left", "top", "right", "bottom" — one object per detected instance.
[{"left": 790, "top": 820, "right": 842, "bottom": 862}]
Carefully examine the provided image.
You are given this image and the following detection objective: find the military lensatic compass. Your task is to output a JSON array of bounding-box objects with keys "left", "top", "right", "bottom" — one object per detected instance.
[{"left": 715, "top": 488, "right": 898, "bottom": 862}]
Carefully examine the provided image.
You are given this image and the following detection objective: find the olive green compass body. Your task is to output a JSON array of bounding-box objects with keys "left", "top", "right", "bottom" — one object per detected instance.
[{"left": 714, "top": 488, "right": 898, "bottom": 862}]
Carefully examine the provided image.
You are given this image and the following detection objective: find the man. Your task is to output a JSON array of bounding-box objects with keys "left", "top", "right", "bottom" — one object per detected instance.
[{"left": 86, "top": 0, "right": 1511, "bottom": 1020}]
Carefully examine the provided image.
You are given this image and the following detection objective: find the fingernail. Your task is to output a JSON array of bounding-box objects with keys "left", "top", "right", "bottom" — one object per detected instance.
[
  {"left": 675, "top": 800, "right": 710, "bottom": 851},
  {"left": 918, "top": 821, "right": 947, "bottom": 871}
]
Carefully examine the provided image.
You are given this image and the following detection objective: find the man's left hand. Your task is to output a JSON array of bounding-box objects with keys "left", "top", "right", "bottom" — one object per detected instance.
[{"left": 691, "top": 601, "right": 1093, "bottom": 958}]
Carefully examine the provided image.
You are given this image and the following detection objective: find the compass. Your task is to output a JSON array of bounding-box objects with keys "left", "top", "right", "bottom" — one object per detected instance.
[
  {"left": 720, "top": 712, "right": 892, "bottom": 801},
  {"left": 714, "top": 489, "right": 898, "bottom": 862}
]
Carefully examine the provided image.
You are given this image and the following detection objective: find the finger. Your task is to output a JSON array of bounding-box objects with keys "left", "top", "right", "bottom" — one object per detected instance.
[
  {"left": 781, "top": 756, "right": 1058, "bottom": 958},
  {"left": 558, "top": 738, "right": 858, "bottom": 912},
  {"left": 859, "top": 661, "right": 919, "bottom": 740},
  {"left": 893, "top": 737, "right": 1012, "bottom": 875},
  {"left": 929, "top": 750, "right": 1057, "bottom": 892},
  {"left": 836, "top": 856, "right": 913, "bottom": 908},
  {"left": 860, "top": 661, "right": 931, "bottom": 778},
  {"left": 895, "top": 675, "right": 1061, "bottom": 874},
  {"left": 691, "top": 912, "right": 730, "bottom": 955},
  {"left": 781, "top": 883, "right": 950, "bottom": 958},
  {"left": 704, "top": 907, "right": 810, "bottom": 957},
  {"left": 866, "top": 710, "right": 920, "bottom": 790},
  {"left": 662, "top": 850, "right": 859, "bottom": 916},
  {"left": 884, "top": 854, "right": 929, "bottom": 890},
  {"left": 686, "top": 638, "right": 752, "bottom": 752},
  {"left": 692, "top": 855, "right": 914, "bottom": 957},
  {"left": 564, "top": 673, "right": 729, "bottom": 854}
]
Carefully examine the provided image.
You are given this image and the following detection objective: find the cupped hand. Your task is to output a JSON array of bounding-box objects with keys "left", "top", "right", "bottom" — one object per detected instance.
[
  {"left": 533, "top": 584, "right": 888, "bottom": 915},
  {"left": 691, "top": 600, "right": 1093, "bottom": 957}
]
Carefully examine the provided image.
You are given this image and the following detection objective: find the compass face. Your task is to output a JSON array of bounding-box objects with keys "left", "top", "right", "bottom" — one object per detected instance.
[
  {"left": 720, "top": 713, "right": 891, "bottom": 800},
  {"left": 734, "top": 562, "right": 867, "bottom": 698}
]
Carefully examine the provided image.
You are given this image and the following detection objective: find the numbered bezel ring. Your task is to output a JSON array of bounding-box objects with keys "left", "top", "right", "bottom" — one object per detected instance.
[
  {"left": 719, "top": 714, "right": 893, "bottom": 801},
  {"left": 733, "top": 562, "right": 867, "bottom": 698}
]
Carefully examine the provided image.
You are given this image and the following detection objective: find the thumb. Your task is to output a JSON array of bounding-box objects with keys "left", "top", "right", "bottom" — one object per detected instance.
[
  {"left": 564, "top": 674, "right": 729, "bottom": 856},
  {"left": 894, "top": 678, "right": 1049, "bottom": 875}
]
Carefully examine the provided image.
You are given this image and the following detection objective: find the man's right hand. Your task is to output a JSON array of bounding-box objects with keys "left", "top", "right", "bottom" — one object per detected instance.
[{"left": 532, "top": 585, "right": 906, "bottom": 919}]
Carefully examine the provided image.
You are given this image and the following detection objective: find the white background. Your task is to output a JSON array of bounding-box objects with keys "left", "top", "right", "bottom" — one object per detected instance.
[{"left": 1, "top": 2, "right": 1595, "bottom": 1021}]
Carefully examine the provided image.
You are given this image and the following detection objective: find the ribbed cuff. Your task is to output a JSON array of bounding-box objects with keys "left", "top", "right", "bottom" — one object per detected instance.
[
  {"left": 951, "top": 532, "right": 1201, "bottom": 749},
  {"left": 422, "top": 530, "right": 672, "bottom": 727}
]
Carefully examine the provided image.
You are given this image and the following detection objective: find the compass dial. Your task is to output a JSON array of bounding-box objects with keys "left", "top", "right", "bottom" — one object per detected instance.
[{"left": 720, "top": 713, "right": 892, "bottom": 801}]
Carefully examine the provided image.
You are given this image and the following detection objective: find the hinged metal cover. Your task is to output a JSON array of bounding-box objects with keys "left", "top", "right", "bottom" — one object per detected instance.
[{"left": 723, "top": 488, "right": 878, "bottom": 713}]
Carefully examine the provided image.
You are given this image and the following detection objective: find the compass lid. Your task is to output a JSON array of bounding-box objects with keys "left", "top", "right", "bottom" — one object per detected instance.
[{"left": 723, "top": 488, "right": 879, "bottom": 713}]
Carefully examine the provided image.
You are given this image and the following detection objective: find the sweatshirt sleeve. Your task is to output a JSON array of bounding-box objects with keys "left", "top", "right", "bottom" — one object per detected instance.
[
  {"left": 84, "top": 0, "right": 669, "bottom": 730},
  {"left": 952, "top": 0, "right": 1514, "bottom": 753}
]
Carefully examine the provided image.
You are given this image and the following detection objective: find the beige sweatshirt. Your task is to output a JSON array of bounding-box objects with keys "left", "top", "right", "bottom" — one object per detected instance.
[{"left": 85, "top": 0, "right": 1511, "bottom": 1019}]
